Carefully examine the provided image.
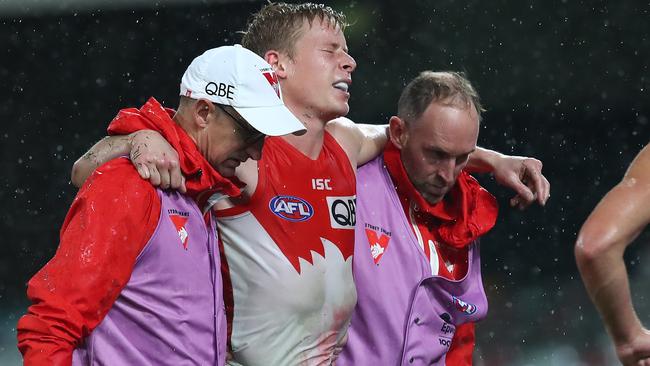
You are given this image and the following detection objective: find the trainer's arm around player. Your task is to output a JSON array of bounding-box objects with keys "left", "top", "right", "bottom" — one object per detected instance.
[{"left": 575, "top": 143, "right": 650, "bottom": 366}]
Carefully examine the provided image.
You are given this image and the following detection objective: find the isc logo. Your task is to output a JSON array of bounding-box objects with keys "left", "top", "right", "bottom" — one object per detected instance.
[
  {"left": 311, "top": 178, "right": 332, "bottom": 190},
  {"left": 269, "top": 195, "right": 314, "bottom": 222}
]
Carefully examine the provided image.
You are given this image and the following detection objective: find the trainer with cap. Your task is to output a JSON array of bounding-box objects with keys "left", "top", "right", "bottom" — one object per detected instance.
[{"left": 16, "top": 45, "right": 305, "bottom": 366}]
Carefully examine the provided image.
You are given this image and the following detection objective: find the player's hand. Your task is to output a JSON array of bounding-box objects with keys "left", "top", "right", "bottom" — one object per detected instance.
[
  {"left": 128, "top": 130, "right": 186, "bottom": 193},
  {"left": 616, "top": 328, "right": 650, "bottom": 366},
  {"left": 492, "top": 155, "right": 550, "bottom": 210}
]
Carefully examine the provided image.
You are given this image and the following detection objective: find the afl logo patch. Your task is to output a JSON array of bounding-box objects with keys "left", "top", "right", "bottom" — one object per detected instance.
[
  {"left": 269, "top": 195, "right": 314, "bottom": 222},
  {"left": 452, "top": 296, "right": 477, "bottom": 315}
]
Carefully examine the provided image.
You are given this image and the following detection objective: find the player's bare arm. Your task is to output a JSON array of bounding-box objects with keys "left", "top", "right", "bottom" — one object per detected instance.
[
  {"left": 575, "top": 144, "right": 650, "bottom": 366},
  {"left": 70, "top": 130, "right": 185, "bottom": 193},
  {"left": 73, "top": 119, "right": 550, "bottom": 210},
  {"left": 466, "top": 148, "right": 550, "bottom": 209},
  {"left": 324, "top": 117, "right": 387, "bottom": 168},
  {"left": 326, "top": 117, "right": 550, "bottom": 209},
  {"left": 71, "top": 135, "right": 130, "bottom": 187}
]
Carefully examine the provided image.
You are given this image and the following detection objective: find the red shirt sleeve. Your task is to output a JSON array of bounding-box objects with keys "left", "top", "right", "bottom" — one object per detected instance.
[
  {"left": 446, "top": 322, "right": 475, "bottom": 366},
  {"left": 17, "top": 158, "right": 161, "bottom": 366}
]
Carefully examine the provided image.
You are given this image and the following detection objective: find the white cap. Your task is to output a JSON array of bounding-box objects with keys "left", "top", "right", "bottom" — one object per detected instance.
[{"left": 180, "top": 45, "right": 306, "bottom": 136}]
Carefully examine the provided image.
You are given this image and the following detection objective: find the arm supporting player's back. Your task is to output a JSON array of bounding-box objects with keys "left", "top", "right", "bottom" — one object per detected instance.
[{"left": 575, "top": 144, "right": 650, "bottom": 356}]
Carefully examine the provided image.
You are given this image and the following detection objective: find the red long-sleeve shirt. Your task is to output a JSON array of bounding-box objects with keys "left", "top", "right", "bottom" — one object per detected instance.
[
  {"left": 17, "top": 97, "right": 241, "bottom": 365},
  {"left": 17, "top": 158, "right": 161, "bottom": 365}
]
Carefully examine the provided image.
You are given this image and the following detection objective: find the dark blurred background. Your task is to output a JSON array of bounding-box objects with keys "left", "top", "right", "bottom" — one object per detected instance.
[{"left": 1, "top": 0, "right": 648, "bottom": 364}]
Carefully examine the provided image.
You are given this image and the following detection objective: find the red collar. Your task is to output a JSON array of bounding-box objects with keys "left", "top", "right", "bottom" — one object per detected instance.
[
  {"left": 383, "top": 140, "right": 498, "bottom": 248},
  {"left": 107, "top": 97, "right": 244, "bottom": 202}
]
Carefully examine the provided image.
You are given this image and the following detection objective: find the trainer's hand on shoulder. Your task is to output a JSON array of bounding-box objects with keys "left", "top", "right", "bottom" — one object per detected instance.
[
  {"left": 617, "top": 328, "right": 650, "bottom": 366},
  {"left": 493, "top": 155, "right": 550, "bottom": 210},
  {"left": 129, "top": 130, "right": 186, "bottom": 193}
]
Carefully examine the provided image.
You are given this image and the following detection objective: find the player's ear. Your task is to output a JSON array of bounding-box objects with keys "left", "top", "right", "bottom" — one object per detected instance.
[
  {"left": 389, "top": 116, "right": 408, "bottom": 149},
  {"left": 264, "top": 50, "right": 288, "bottom": 79},
  {"left": 194, "top": 99, "right": 213, "bottom": 128}
]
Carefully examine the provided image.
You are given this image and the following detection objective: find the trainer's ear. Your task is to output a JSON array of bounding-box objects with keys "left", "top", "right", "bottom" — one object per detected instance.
[
  {"left": 389, "top": 116, "right": 408, "bottom": 149},
  {"left": 194, "top": 99, "right": 213, "bottom": 128},
  {"left": 264, "top": 50, "right": 288, "bottom": 79}
]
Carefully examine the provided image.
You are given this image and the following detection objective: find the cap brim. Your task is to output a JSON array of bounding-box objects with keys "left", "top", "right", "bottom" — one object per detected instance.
[{"left": 234, "top": 105, "right": 307, "bottom": 137}]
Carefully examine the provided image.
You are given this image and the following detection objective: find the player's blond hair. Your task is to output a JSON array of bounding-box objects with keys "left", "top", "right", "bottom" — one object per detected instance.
[{"left": 241, "top": 2, "right": 348, "bottom": 58}]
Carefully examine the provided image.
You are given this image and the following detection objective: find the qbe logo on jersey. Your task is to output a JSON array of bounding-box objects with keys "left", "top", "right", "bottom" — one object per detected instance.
[
  {"left": 269, "top": 195, "right": 314, "bottom": 222},
  {"left": 326, "top": 195, "right": 356, "bottom": 230}
]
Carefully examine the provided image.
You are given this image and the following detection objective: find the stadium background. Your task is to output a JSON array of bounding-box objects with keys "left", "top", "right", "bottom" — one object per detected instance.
[{"left": 1, "top": 0, "right": 648, "bottom": 364}]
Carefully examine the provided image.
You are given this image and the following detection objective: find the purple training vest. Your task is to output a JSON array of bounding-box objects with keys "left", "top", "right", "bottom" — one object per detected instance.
[
  {"left": 72, "top": 189, "right": 226, "bottom": 366},
  {"left": 339, "top": 156, "right": 488, "bottom": 366}
]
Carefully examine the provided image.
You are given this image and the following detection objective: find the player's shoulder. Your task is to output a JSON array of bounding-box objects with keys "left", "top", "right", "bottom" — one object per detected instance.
[
  {"left": 325, "top": 117, "right": 363, "bottom": 159},
  {"left": 325, "top": 117, "right": 359, "bottom": 136}
]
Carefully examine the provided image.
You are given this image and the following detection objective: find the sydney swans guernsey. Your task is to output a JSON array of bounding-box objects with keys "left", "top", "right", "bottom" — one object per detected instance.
[{"left": 217, "top": 132, "right": 357, "bottom": 365}]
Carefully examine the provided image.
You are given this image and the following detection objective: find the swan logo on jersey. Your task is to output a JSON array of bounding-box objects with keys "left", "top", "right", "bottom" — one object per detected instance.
[
  {"left": 168, "top": 209, "right": 190, "bottom": 250},
  {"left": 365, "top": 223, "right": 391, "bottom": 264},
  {"left": 452, "top": 296, "right": 477, "bottom": 315},
  {"left": 269, "top": 195, "right": 314, "bottom": 222},
  {"left": 326, "top": 195, "right": 356, "bottom": 229}
]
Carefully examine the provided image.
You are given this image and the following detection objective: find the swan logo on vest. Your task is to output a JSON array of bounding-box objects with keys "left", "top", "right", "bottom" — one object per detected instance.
[
  {"left": 452, "top": 296, "right": 477, "bottom": 315},
  {"left": 326, "top": 195, "right": 356, "bottom": 230},
  {"left": 168, "top": 209, "right": 190, "bottom": 250},
  {"left": 364, "top": 223, "right": 391, "bottom": 264},
  {"left": 262, "top": 70, "right": 281, "bottom": 98},
  {"left": 269, "top": 195, "right": 314, "bottom": 222}
]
